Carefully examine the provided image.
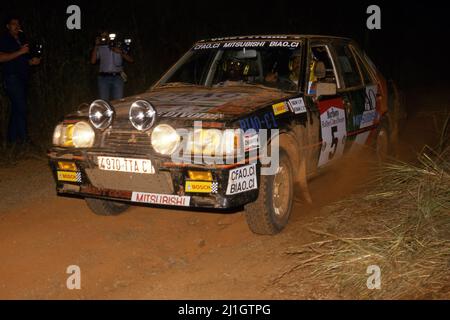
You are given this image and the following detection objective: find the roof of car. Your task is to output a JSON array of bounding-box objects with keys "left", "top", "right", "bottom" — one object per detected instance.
[{"left": 197, "top": 34, "right": 351, "bottom": 43}]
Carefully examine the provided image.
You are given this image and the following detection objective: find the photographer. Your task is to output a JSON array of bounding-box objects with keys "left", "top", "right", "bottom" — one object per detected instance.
[
  {"left": 90, "top": 31, "right": 133, "bottom": 101},
  {"left": 0, "top": 16, "right": 40, "bottom": 145}
]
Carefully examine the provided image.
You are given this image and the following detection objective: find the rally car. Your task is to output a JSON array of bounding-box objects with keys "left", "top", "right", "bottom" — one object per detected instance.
[{"left": 48, "top": 35, "right": 401, "bottom": 235}]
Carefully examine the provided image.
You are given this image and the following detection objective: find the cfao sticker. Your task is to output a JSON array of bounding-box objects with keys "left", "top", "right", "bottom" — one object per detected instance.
[
  {"left": 288, "top": 98, "right": 307, "bottom": 114},
  {"left": 226, "top": 164, "right": 257, "bottom": 195}
]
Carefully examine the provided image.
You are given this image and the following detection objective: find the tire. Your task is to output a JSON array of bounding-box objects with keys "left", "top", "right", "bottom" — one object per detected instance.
[
  {"left": 374, "top": 118, "right": 391, "bottom": 162},
  {"left": 244, "top": 150, "right": 294, "bottom": 235},
  {"left": 85, "top": 198, "right": 130, "bottom": 216}
]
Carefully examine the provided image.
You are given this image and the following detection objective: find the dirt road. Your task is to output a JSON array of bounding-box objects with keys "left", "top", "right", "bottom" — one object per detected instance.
[{"left": 0, "top": 89, "right": 444, "bottom": 299}]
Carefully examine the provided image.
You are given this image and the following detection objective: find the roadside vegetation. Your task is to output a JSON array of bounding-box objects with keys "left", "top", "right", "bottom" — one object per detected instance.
[{"left": 273, "top": 113, "right": 450, "bottom": 299}]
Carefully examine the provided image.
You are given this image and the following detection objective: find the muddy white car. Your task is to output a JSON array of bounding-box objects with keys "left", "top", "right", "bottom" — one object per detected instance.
[{"left": 48, "top": 35, "right": 400, "bottom": 235}]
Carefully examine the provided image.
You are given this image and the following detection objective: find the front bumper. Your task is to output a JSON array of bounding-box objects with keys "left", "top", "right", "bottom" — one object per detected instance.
[{"left": 48, "top": 147, "right": 260, "bottom": 209}]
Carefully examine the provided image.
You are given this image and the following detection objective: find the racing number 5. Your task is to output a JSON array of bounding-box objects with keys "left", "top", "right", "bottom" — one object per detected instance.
[{"left": 329, "top": 126, "right": 338, "bottom": 160}]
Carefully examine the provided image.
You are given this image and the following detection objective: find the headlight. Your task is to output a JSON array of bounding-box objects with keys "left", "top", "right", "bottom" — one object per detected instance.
[
  {"left": 129, "top": 100, "right": 156, "bottom": 131},
  {"left": 186, "top": 129, "right": 241, "bottom": 156},
  {"left": 52, "top": 124, "right": 63, "bottom": 145},
  {"left": 89, "top": 100, "right": 114, "bottom": 130},
  {"left": 151, "top": 124, "right": 180, "bottom": 155},
  {"left": 190, "top": 129, "right": 223, "bottom": 156},
  {"left": 52, "top": 121, "right": 95, "bottom": 148},
  {"left": 72, "top": 121, "right": 95, "bottom": 148}
]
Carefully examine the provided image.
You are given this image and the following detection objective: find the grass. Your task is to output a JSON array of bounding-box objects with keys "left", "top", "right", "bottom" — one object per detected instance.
[{"left": 272, "top": 118, "right": 450, "bottom": 299}]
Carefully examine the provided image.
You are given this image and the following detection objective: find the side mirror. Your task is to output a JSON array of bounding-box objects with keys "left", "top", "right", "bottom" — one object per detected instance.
[{"left": 315, "top": 82, "right": 337, "bottom": 97}]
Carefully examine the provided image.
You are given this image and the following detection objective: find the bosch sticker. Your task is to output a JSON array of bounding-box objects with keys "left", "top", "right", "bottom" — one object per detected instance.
[{"left": 57, "top": 171, "right": 81, "bottom": 183}]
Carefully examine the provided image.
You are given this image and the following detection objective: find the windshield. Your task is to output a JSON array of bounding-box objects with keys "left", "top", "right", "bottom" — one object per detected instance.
[{"left": 157, "top": 40, "right": 303, "bottom": 92}]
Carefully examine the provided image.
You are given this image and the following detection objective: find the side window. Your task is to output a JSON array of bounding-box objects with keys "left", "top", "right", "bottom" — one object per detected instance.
[
  {"left": 307, "top": 45, "right": 337, "bottom": 94},
  {"left": 334, "top": 44, "right": 363, "bottom": 88},
  {"left": 351, "top": 46, "right": 374, "bottom": 85}
]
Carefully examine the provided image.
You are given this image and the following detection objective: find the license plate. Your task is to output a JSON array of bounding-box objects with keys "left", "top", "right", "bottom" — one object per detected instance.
[{"left": 98, "top": 156, "right": 155, "bottom": 174}]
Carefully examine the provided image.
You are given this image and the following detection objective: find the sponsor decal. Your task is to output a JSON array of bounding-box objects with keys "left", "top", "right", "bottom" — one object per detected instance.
[
  {"left": 272, "top": 102, "right": 289, "bottom": 116},
  {"left": 185, "top": 181, "right": 218, "bottom": 193},
  {"left": 193, "top": 40, "right": 300, "bottom": 50},
  {"left": 150, "top": 92, "right": 248, "bottom": 106},
  {"left": 360, "top": 110, "right": 377, "bottom": 128},
  {"left": 318, "top": 98, "right": 347, "bottom": 167},
  {"left": 353, "top": 85, "right": 379, "bottom": 147},
  {"left": 193, "top": 43, "right": 221, "bottom": 50},
  {"left": 57, "top": 171, "right": 81, "bottom": 183},
  {"left": 131, "top": 192, "right": 191, "bottom": 207},
  {"left": 243, "top": 132, "right": 259, "bottom": 151},
  {"left": 222, "top": 41, "right": 266, "bottom": 48},
  {"left": 364, "top": 85, "right": 378, "bottom": 111},
  {"left": 287, "top": 98, "right": 307, "bottom": 114},
  {"left": 268, "top": 41, "right": 300, "bottom": 48},
  {"left": 159, "top": 111, "right": 223, "bottom": 120},
  {"left": 239, "top": 112, "right": 278, "bottom": 131},
  {"left": 210, "top": 35, "right": 292, "bottom": 41},
  {"left": 226, "top": 164, "right": 258, "bottom": 195}
]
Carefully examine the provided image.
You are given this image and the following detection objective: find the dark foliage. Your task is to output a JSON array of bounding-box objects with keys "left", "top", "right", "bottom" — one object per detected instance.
[{"left": 0, "top": 0, "right": 448, "bottom": 148}]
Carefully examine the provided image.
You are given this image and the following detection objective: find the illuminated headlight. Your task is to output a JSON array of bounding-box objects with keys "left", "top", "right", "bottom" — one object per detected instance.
[
  {"left": 52, "top": 121, "right": 95, "bottom": 148},
  {"left": 72, "top": 121, "right": 95, "bottom": 148},
  {"left": 187, "top": 129, "right": 241, "bottom": 156},
  {"left": 52, "top": 124, "right": 63, "bottom": 145},
  {"left": 89, "top": 99, "right": 114, "bottom": 130},
  {"left": 151, "top": 124, "right": 180, "bottom": 155},
  {"left": 129, "top": 100, "right": 156, "bottom": 131}
]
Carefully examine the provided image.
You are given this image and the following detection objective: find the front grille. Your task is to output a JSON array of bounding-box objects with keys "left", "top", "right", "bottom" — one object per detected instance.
[{"left": 102, "top": 119, "right": 153, "bottom": 152}]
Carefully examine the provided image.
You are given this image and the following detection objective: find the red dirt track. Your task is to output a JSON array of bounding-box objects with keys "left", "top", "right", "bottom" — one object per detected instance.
[{"left": 0, "top": 86, "right": 445, "bottom": 299}]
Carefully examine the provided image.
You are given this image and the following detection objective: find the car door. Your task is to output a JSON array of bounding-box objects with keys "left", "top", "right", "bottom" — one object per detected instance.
[
  {"left": 331, "top": 41, "right": 378, "bottom": 150},
  {"left": 304, "top": 39, "right": 346, "bottom": 169}
]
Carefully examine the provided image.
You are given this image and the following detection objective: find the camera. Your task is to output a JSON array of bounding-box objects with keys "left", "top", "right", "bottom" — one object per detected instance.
[
  {"left": 98, "top": 33, "right": 132, "bottom": 53},
  {"left": 29, "top": 43, "right": 43, "bottom": 58},
  {"left": 18, "top": 31, "right": 43, "bottom": 58}
]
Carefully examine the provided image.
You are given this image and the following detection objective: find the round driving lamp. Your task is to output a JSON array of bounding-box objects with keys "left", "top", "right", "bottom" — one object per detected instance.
[
  {"left": 89, "top": 99, "right": 114, "bottom": 130},
  {"left": 129, "top": 100, "right": 157, "bottom": 131}
]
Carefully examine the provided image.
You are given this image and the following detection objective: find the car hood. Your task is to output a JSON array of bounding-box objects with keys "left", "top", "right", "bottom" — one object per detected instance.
[{"left": 73, "top": 85, "right": 294, "bottom": 123}]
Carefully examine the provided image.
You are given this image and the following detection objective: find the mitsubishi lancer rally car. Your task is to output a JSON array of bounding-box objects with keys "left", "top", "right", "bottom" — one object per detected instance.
[{"left": 48, "top": 35, "right": 401, "bottom": 235}]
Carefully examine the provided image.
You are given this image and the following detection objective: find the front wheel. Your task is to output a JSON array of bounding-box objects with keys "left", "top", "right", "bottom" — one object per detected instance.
[
  {"left": 85, "top": 198, "right": 130, "bottom": 216},
  {"left": 244, "top": 151, "right": 294, "bottom": 235}
]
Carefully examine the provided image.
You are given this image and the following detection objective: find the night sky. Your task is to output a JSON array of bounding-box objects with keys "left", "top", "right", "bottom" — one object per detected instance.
[{"left": 2, "top": 1, "right": 448, "bottom": 85}]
